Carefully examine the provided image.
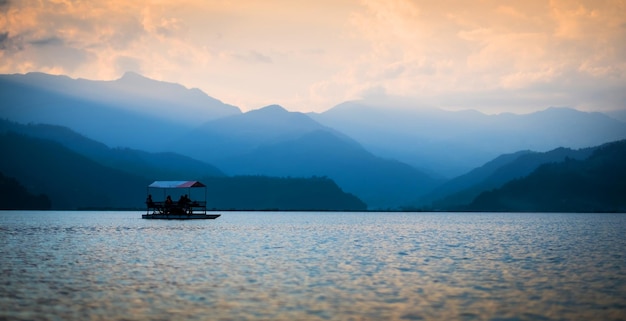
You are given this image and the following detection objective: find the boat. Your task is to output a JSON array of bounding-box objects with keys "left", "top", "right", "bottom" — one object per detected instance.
[{"left": 142, "top": 180, "right": 220, "bottom": 220}]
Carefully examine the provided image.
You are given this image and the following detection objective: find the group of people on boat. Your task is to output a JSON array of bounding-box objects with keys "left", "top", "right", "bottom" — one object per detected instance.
[
  {"left": 146, "top": 194, "right": 195, "bottom": 214},
  {"left": 171, "top": 194, "right": 192, "bottom": 207}
]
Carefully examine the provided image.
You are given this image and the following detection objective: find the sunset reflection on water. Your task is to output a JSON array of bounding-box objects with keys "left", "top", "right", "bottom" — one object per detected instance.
[{"left": 1, "top": 211, "right": 625, "bottom": 320}]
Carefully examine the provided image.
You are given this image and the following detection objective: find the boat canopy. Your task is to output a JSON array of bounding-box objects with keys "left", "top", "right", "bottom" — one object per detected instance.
[{"left": 148, "top": 181, "right": 206, "bottom": 188}]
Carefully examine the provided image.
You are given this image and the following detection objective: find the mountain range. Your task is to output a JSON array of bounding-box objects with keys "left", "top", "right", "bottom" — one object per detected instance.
[
  {"left": 0, "top": 131, "right": 149, "bottom": 209},
  {"left": 464, "top": 140, "right": 626, "bottom": 212},
  {"left": 2, "top": 72, "right": 626, "bottom": 210},
  {"left": 166, "top": 104, "right": 442, "bottom": 208},
  {"left": 0, "top": 119, "right": 225, "bottom": 180},
  {"left": 0, "top": 72, "right": 240, "bottom": 151},
  {"left": 0, "top": 128, "right": 365, "bottom": 211},
  {"left": 310, "top": 100, "right": 626, "bottom": 177},
  {"left": 420, "top": 146, "right": 596, "bottom": 209}
]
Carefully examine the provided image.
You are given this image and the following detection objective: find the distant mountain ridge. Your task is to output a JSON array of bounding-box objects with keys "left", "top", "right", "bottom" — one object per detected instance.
[
  {"left": 202, "top": 176, "right": 366, "bottom": 211},
  {"left": 3, "top": 72, "right": 626, "bottom": 210},
  {"left": 422, "top": 146, "right": 595, "bottom": 209},
  {"left": 417, "top": 150, "right": 534, "bottom": 206},
  {"left": 0, "top": 132, "right": 149, "bottom": 209},
  {"left": 1, "top": 72, "right": 443, "bottom": 208},
  {"left": 169, "top": 104, "right": 341, "bottom": 163},
  {"left": 0, "top": 72, "right": 240, "bottom": 151},
  {"left": 0, "top": 119, "right": 225, "bottom": 180},
  {"left": 0, "top": 130, "right": 366, "bottom": 210},
  {"left": 3, "top": 71, "right": 240, "bottom": 123},
  {"left": 2, "top": 119, "right": 624, "bottom": 212},
  {"left": 169, "top": 105, "right": 443, "bottom": 209},
  {"left": 465, "top": 140, "right": 626, "bottom": 212},
  {"left": 310, "top": 100, "right": 626, "bottom": 177},
  {"left": 218, "top": 129, "right": 442, "bottom": 209}
]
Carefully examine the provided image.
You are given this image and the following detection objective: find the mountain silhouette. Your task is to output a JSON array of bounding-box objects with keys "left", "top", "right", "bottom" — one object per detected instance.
[
  {"left": 0, "top": 132, "right": 149, "bottom": 209},
  {"left": 423, "top": 146, "right": 595, "bottom": 209},
  {"left": 3, "top": 72, "right": 625, "bottom": 210},
  {"left": 417, "top": 150, "right": 534, "bottom": 206},
  {"left": 0, "top": 171, "right": 51, "bottom": 210},
  {"left": 0, "top": 130, "right": 367, "bottom": 210},
  {"left": 201, "top": 175, "right": 366, "bottom": 211},
  {"left": 169, "top": 104, "right": 339, "bottom": 163},
  {"left": 465, "top": 140, "right": 626, "bottom": 212},
  {"left": 220, "top": 130, "right": 442, "bottom": 209},
  {"left": 310, "top": 100, "right": 626, "bottom": 177},
  {"left": 167, "top": 104, "right": 441, "bottom": 208},
  {"left": 0, "top": 119, "right": 225, "bottom": 180},
  {"left": 0, "top": 72, "right": 240, "bottom": 151}
]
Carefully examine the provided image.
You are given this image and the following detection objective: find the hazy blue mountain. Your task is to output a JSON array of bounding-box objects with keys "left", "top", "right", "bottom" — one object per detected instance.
[
  {"left": 0, "top": 130, "right": 367, "bottom": 210},
  {"left": 0, "top": 119, "right": 225, "bottom": 180},
  {"left": 170, "top": 105, "right": 444, "bottom": 209},
  {"left": 416, "top": 150, "right": 533, "bottom": 206},
  {"left": 465, "top": 140, "right": 626, "bottom": 212},
  {"left": 425, "top": 146, "right": 595, "bottom": 209},
  {"left": 606, "top": 110, "right": 626, "bottom": 123},
  {"left": 0, "top": 132, "right": 150, "bottom": 209},
  {"left": 310, "top": 100, "right": 626, "bottom": 177},
  {"left": 4, "top": 71, "right": 625, "bottom": 183},
  {"left": 201, "top": 176, "right": 366, "bottom": 211},
  {"left": 6, "top": 72, "right": 623, "bottom": 210},
  {"left": 219, "top": 130, "right": 443, "bottom": 209},
  {"left": 169, "top": 104, "right": 344, "bottom": 164},
  {"left": 0, "top": 72, "right": 240, "bottom": 151}
]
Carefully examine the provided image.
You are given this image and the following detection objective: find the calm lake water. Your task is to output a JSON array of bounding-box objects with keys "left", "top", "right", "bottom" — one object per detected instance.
[{"left": 1, "top": 211, "right": 625, "bottom": 321}]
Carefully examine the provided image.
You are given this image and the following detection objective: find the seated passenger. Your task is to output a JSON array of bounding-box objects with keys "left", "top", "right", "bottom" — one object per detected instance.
[
  {"left": 179, "top": 194, "right": 192, "bottom": 214},
  {"left": 146, "top": 194, "right": 154, "bottom": 207}
]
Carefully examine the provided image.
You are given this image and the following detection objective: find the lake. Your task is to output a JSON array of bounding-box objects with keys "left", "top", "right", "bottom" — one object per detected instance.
[{"left": 1, "top": 211, "right": 625, "bottom": 320}]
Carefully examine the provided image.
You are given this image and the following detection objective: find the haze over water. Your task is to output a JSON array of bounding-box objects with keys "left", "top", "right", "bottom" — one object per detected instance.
[{"left": 1, "top": 211, "right": 625, "bottom": 320}]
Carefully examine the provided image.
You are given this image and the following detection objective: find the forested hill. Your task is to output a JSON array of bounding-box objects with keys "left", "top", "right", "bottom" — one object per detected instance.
[
  {"left": 0, "top": 132, "right": 149, "bottom": 209},
  {"left": 465, "top": 140, "right": 626, "bottom": 212},
  {"left": 0, "top": 172, "right": 51, "bottom": 210},
  {"left": 202, "top": 176, "right": 366, "bottom": 211},
  {"left": 0, "top": 119, "right": 225, "bottom": 180},
  {"left": 0, "top": 132, "right": 366, "bottom": 210}
]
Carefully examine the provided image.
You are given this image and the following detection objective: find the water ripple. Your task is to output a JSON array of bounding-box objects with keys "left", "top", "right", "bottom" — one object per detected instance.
[{"left": 0, "top": 211, "right": 625, "bottom": 320}]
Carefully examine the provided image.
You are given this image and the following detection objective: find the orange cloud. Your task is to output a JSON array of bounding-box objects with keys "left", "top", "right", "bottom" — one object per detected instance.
[
  {"left": 0, "top": 0, "right": 624, "bottom": 113},
  {"left": 311, "top": 0, "right": 626, "bottom": 112}
]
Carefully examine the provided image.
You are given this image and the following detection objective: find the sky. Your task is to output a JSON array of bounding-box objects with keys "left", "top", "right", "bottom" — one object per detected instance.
[{"left": 1, "top": 0, "right": 625, "bottom": 114}]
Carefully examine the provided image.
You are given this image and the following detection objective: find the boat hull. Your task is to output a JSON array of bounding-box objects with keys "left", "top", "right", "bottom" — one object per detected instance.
[{"left": 142, "top": 214, "right": 221, "bottom": 220}]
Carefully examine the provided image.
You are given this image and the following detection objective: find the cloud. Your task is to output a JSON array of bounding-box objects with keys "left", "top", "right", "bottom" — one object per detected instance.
[
  {"left": 360, "top": 85, "right": 388, "bottom": 101},
  {"left": 305, "top": 0, "right": 626, "bottom": 113},
  {"left": 0, "top": 0, "right": 624, "bottom": 114},
  {"left": 115, "top": 55, "right": 143, "bottom": 75},
  {"left": 0, "top": 1, "right": 197, "bottom": 77}
]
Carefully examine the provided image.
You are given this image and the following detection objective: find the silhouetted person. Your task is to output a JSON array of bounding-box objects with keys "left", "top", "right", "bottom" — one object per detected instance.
[
  {"left": 179, "top": 194, "right": 191, "bottom": 214},
  {"left": 146, "top": 194, "right": 154, "bottom": 207},
  {"left": 165, "top": 195, "right": 173, "bottom": 207}
]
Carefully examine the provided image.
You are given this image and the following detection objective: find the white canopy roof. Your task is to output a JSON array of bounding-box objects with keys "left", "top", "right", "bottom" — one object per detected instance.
[{"left": 148, "top": 181, "right": 206, "bottom": 188}]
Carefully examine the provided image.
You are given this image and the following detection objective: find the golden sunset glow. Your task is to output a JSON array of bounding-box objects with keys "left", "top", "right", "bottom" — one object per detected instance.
[{"left": 1, "top": 0, "right": 625, "bottom": 113}]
